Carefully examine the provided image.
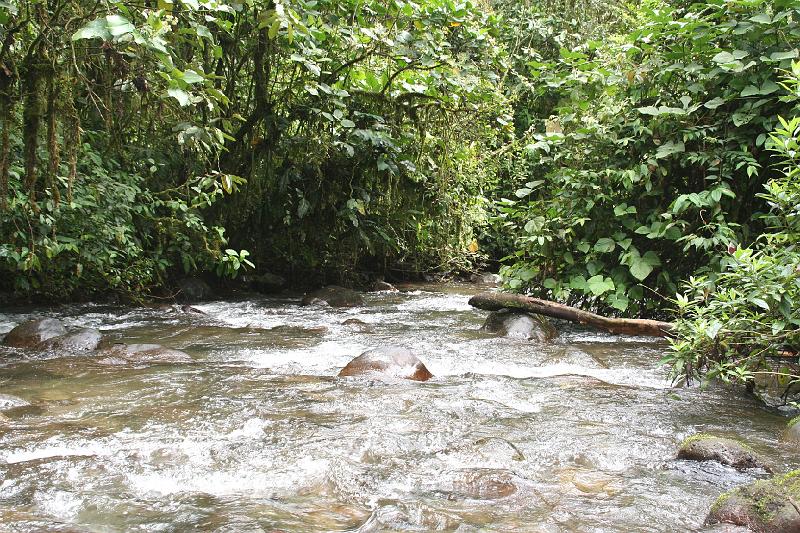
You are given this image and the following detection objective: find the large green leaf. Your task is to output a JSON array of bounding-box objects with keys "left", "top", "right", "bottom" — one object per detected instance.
[
  {"left": 586, "top": 275, "right": 615, "bottom": 296},
  {"left": 629, "top": 258, "right": 653, "bottom": 281},
  {"left": 72, "top": 19, "right": 113, "bottom": 41}
]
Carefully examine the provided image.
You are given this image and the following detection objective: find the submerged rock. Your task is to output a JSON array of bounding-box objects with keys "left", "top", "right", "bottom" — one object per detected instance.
[
  {"left": 177, "top": 277, "right": 213, "bottom": 302},
  {"left": 302, "top": 285, "right": 364, "bottom": 308},
  {"left": 708, "top": 470, "right": 800, "bottom": 532},
  {"left": 100, "top": 343, "right": 192, "bottom": 364},
  {"left": 481, "top": 308, "right": 557, "bottom": 342},
  {"left": 678, "top": 434, "right": 770, "bottom": 472},
  {"left": 2, "top": 318, "right": 67, "bottom": 348},
  {"left": 341, "top": 318, "right": 374, "bottom": 333},
  {"left": 38, "top": 327, "right": 103, "bottom": 353},
  {"left": 338, "top": 347, "right": 433, "bottom": 381},
  {"left": 451, "top": 469, "right": 517, "bottom": 499}
]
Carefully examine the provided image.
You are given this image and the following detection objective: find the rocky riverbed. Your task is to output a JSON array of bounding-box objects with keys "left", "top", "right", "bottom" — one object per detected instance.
[{"left": 0, "top": 283, "right": 797, "bottom": 531}]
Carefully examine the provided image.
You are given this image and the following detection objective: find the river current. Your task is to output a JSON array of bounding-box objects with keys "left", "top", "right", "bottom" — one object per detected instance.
[{"left": 0, "top": 283, "right": 794, "bottom": 531}]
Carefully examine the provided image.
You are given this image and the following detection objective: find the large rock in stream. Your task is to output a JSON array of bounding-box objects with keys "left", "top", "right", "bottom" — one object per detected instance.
[
  {"left": 481, "top": 308, "right": 557, "bottom": 342},
  {"left": 3, "top": 318, "right": 67, "bottom": 348},
  {"left": 338, "top": 347, "right": 433, "bottom": 381},
  {"left": 708, "top": 470, "right": 800, "bottom": 532},
  {"left": 38, "top": 327, "right": 104, "bottom": 353},
  {"left": 678, "top": 434, "right": 770, "bottom": 472},
  {"left": 302, "top": 286, "right": 364, "bottom": 308}
]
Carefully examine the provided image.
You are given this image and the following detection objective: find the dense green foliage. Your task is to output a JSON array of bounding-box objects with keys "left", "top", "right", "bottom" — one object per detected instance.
[
  {"left": 0, "top": 0, "right": 509, "bottom": 297},
  {"left": 0, "top": 0, "right": 251, "bottom": 297},
  {"left": 496, "top": 0, "right": 800, "bottom": 317},
  {"left": 667, "top": 68, "right": 800, "bottom": 388},
  {"left": 209, "top": 0, "right": 508, "bottom": 279}
]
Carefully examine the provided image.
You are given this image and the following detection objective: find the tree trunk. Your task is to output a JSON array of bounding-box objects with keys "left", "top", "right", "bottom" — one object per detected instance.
[{"left": 469, "top": 292, "right": 674, "bottom": 338}]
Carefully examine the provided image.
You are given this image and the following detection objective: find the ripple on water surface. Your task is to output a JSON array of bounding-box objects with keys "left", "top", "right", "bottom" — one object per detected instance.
[{"left": 0, "top": 283, "right": 796, "bottom": 531}]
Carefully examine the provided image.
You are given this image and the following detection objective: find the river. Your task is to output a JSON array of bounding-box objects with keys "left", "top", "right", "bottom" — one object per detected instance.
[{"left": 0, "top": 283, "right": 793, "bottom": 531}]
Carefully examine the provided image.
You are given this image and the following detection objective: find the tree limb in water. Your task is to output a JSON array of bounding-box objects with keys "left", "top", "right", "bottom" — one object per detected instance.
[{"left": 469, "top": 292, "right": 674, "bottom": 338}]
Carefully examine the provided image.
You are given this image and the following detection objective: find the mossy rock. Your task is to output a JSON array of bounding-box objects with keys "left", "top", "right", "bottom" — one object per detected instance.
[
  {"left": 708, "top": 470, "right": 800, "bottom": 532},
  {"left": 678, "top": 434, "right": 770, "bottom": 472},
  {"left": 785, "top": 417, "right": 800, "bottom": 444}
]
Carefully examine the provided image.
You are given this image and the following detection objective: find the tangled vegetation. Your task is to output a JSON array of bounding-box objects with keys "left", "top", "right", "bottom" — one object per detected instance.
[{"left": 0, "top": 0, "right": 798, "bottom": 390}]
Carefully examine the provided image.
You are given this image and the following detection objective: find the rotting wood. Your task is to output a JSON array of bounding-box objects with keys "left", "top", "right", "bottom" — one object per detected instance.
[{"left": 469, "top": 292, "right": 674, "bottom": 338}]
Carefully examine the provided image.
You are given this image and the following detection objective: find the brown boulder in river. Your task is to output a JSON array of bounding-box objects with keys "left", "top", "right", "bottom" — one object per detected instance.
[
  {"left": 302, "top": 285, "right": 365, "bottom": 307},
  {"left": 3, "top": 318, "right": 67, "bottom": 348},
  {"left": 338, "top": 347, "right": 433, "bottom": 381}
]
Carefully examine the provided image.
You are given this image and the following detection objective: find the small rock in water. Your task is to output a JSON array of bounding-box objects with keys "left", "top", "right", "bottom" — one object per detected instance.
[
  {"left": 338, "top": 347, "right": 433, "bottom": 381},
  {"left": 37, "top": 327, "right": 103, "bottom": 353},
  {"left": 678, "top": 434, "right": 770, "bottom": 472},
  {"left": 708, "top": 470, "right": 800, "bottom": 532},
  {"left": 302, "top": 285, "right": 365, "bottom": 308},
  {"left": 3, "top": 318, "right": 67, "bottom": 348},
  {"left": 341, "top": 318, "right": 374, "bottom": 332},
  {"left": 370, "top": 280, "right": 398, "bottom": 292},
  {"left": 481, "top": 308, "right": 557, "bottom": 342},
  {"left": 100, "top": 343, "right": 192, "bottom": 364}
]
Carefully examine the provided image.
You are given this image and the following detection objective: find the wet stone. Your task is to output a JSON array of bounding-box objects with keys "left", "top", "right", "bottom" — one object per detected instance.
[
  {"left": 338, "top": 347, "right": 433, "bottom": 381},
  {"left": 3, "top": 318, "right": 67, "bottom": 348},
  {"left": 341, "top": 319, "right": 374, "bottom": 333},
  {"left": 370, "top": 281, "right": 398, "bottom": 292},
  {"left": 678, "top": 434, "right": 770, "bottom": 472},
  {"left": 302, "top": 286, "right": 365, "bottom": 308},
  {"left": 37, "top": 328, "right": 103, "bottom": 353},
  {"left": 481, "top": 309, "right": 557, "bottom": 342}
]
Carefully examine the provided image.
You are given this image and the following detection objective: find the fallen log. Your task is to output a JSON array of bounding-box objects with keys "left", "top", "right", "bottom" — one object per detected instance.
[{"left": 468, "top": 292, "right": 674, "bottom": 338}]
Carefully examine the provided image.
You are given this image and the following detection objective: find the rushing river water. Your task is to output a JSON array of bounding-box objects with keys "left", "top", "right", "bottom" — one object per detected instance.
[{"left": 0, "top": 283, "right": 794, "bottom": 532}]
